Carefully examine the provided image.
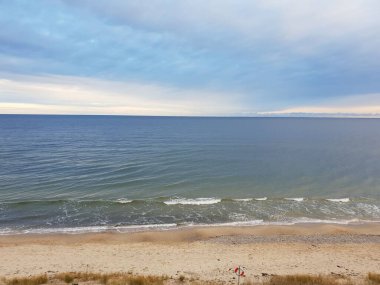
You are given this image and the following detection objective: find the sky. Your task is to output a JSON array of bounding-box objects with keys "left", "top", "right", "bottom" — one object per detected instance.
[{"left": 0, "top": 0, "right": 380, "bottom": 116}]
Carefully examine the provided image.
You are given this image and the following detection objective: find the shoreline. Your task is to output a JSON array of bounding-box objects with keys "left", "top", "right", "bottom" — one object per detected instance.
[
  {"left": 1, "top": 223, "right": 379, "bottom": 282},
  {"left": 1, "top": 222, "right": 380, "bottom": 244},
  {"left": 1, "top": 220, "right": 380, "bottom": 239}
]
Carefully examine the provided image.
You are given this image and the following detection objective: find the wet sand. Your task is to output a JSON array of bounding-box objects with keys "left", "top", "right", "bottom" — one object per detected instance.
[{"left": 1, "top": 223, "right": 379, "bottom": 283}]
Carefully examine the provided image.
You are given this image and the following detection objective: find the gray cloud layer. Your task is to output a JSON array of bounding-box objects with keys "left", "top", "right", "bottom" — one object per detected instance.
[{"left": 0, "top": 0, "right": 380, "bottom": 115}]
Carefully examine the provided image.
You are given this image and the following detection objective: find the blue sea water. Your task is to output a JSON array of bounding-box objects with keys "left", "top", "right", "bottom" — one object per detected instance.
[{"left": 0, "top": 115, "right": 380, "bottom": 234}]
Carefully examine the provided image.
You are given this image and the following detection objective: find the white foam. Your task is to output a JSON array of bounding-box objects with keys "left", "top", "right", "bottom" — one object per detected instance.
[
  {"left": 291, "top": 217, "right": 353, "bottom": 224},
  {"left": 326, "top": 198, "right": 350, "bottom": 203},
  {"left": 115, "top": 198, "right": 133, "bottom": 204},
  {"left": 2, "top": 219, "right": 380, "bottom": 235},
  {"left": 357, "top": 203, "right": 380, "bottom": 215},
  {"left": 164, "top": 198, "right": 221, "bottom": 205},
  {"left": 231, "top": 197, "right": 268, "bottom": 201},
  {"left": 114, "top": 223, "right": 177, "bottom": 231},
  {"left": 0, "top": 223, "right": 178, "bottom": 235},
  {"left": 255, "top": 197, "right": 268, "bottom": 201},
  {"left": 185, "top": 220, "right": 265, "bottom": 227},
  {"left": 211, "top": 220, "right": 265, "bottom": 226},
  {"left": 209, "top": 218, "right": 379, "bottom": 227},
  {"left": 180, "top": 218, "right": 375, "bottom": 228},
  {"left": 285, "top": 197, "right": 304, "bottom": 202}
]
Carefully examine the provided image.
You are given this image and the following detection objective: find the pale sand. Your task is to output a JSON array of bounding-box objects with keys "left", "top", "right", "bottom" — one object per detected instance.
[{"left": 1, "top": 224, "right": 380, "bottom": 283}]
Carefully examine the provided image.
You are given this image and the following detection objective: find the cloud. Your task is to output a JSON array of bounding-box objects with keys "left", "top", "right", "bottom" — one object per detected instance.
[
  {"left": 0, "top": 74, "right": 247, "bottom": 115},
  {"left": 0, "top": 1, "right": 380, "bottom": 115},
  {"left": 67, "top": 0, "right": 380, "bottom": 55}
]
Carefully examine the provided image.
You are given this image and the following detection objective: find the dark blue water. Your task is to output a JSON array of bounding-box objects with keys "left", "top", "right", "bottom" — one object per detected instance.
[{"left": 0, "top": 115, "right": 379, "bottom": 234}]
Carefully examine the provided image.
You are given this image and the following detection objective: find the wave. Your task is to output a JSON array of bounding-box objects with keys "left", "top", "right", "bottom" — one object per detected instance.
[
  {"left": 290, "top": 217, "right": 357, "bottom": 224},
  {"left": 231, "top": 197, "right": 267, "bottom": 201},
  {"left": 1, "top": 219, "right": 378, "bottom": 235},
  {"left": 201, "top": 218, "right": 371, "bottom": 227},
  {"left": 164, "top": 198, "right": 221, "bottom": 205},
  {"left": 255, "top": 197, "right": 267, "bottom": 201},
  {"left": 0, "top": 223, "right": 178, "bottom": 235},
  {"left": 191, "top": 220, "right": 265, "bottom": 227},
  {"left": 285, "top": 197, "right": 304, "bottom": 202},
  {"left": 1, "top": 197, "right": 377, "bottom": 206},
  {"left": 115, "top": 198, "right": 133, "bottom": 204},
  {"left": 326, "top": 198, "right": 350, "bottom": 203}
]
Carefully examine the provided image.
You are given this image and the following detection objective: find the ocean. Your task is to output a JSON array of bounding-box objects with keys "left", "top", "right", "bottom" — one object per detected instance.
[{"left": 0, "top": 115, "right": 380, "bottom": 234}]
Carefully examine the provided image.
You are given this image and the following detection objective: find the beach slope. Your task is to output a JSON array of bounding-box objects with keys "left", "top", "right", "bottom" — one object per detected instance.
[{"left": 1, "top": 224, "right": 379, "bottom": 283}]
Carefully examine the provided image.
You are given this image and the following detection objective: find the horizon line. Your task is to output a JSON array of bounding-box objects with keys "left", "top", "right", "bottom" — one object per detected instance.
[{"left": 1, "top": 113, "right": 380, "bottom": 119}]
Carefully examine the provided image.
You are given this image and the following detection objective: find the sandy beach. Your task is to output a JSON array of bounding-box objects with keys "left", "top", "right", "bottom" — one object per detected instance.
[{"left": 1, "top": 223, "right": 380, "bottom": 283}]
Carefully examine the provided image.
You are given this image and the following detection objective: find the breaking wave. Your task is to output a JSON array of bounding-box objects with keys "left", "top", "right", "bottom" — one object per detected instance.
[
  {"left": 1, "top": 218, "right": 378, "bottom": 235},
  {"left": 285, "top": 197, "right": 304, "bottom": 202},
  {"left": 326, "top": 198, "right": 350, "bottom": 203},
  {"left": 164, "top": 198, "right": 222, "bottom": 205}
]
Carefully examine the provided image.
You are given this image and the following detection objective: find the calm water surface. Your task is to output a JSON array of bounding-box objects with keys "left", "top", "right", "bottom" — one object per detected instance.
[{"left": 0, "top": 115, "right": 379, "bottom": 234}]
